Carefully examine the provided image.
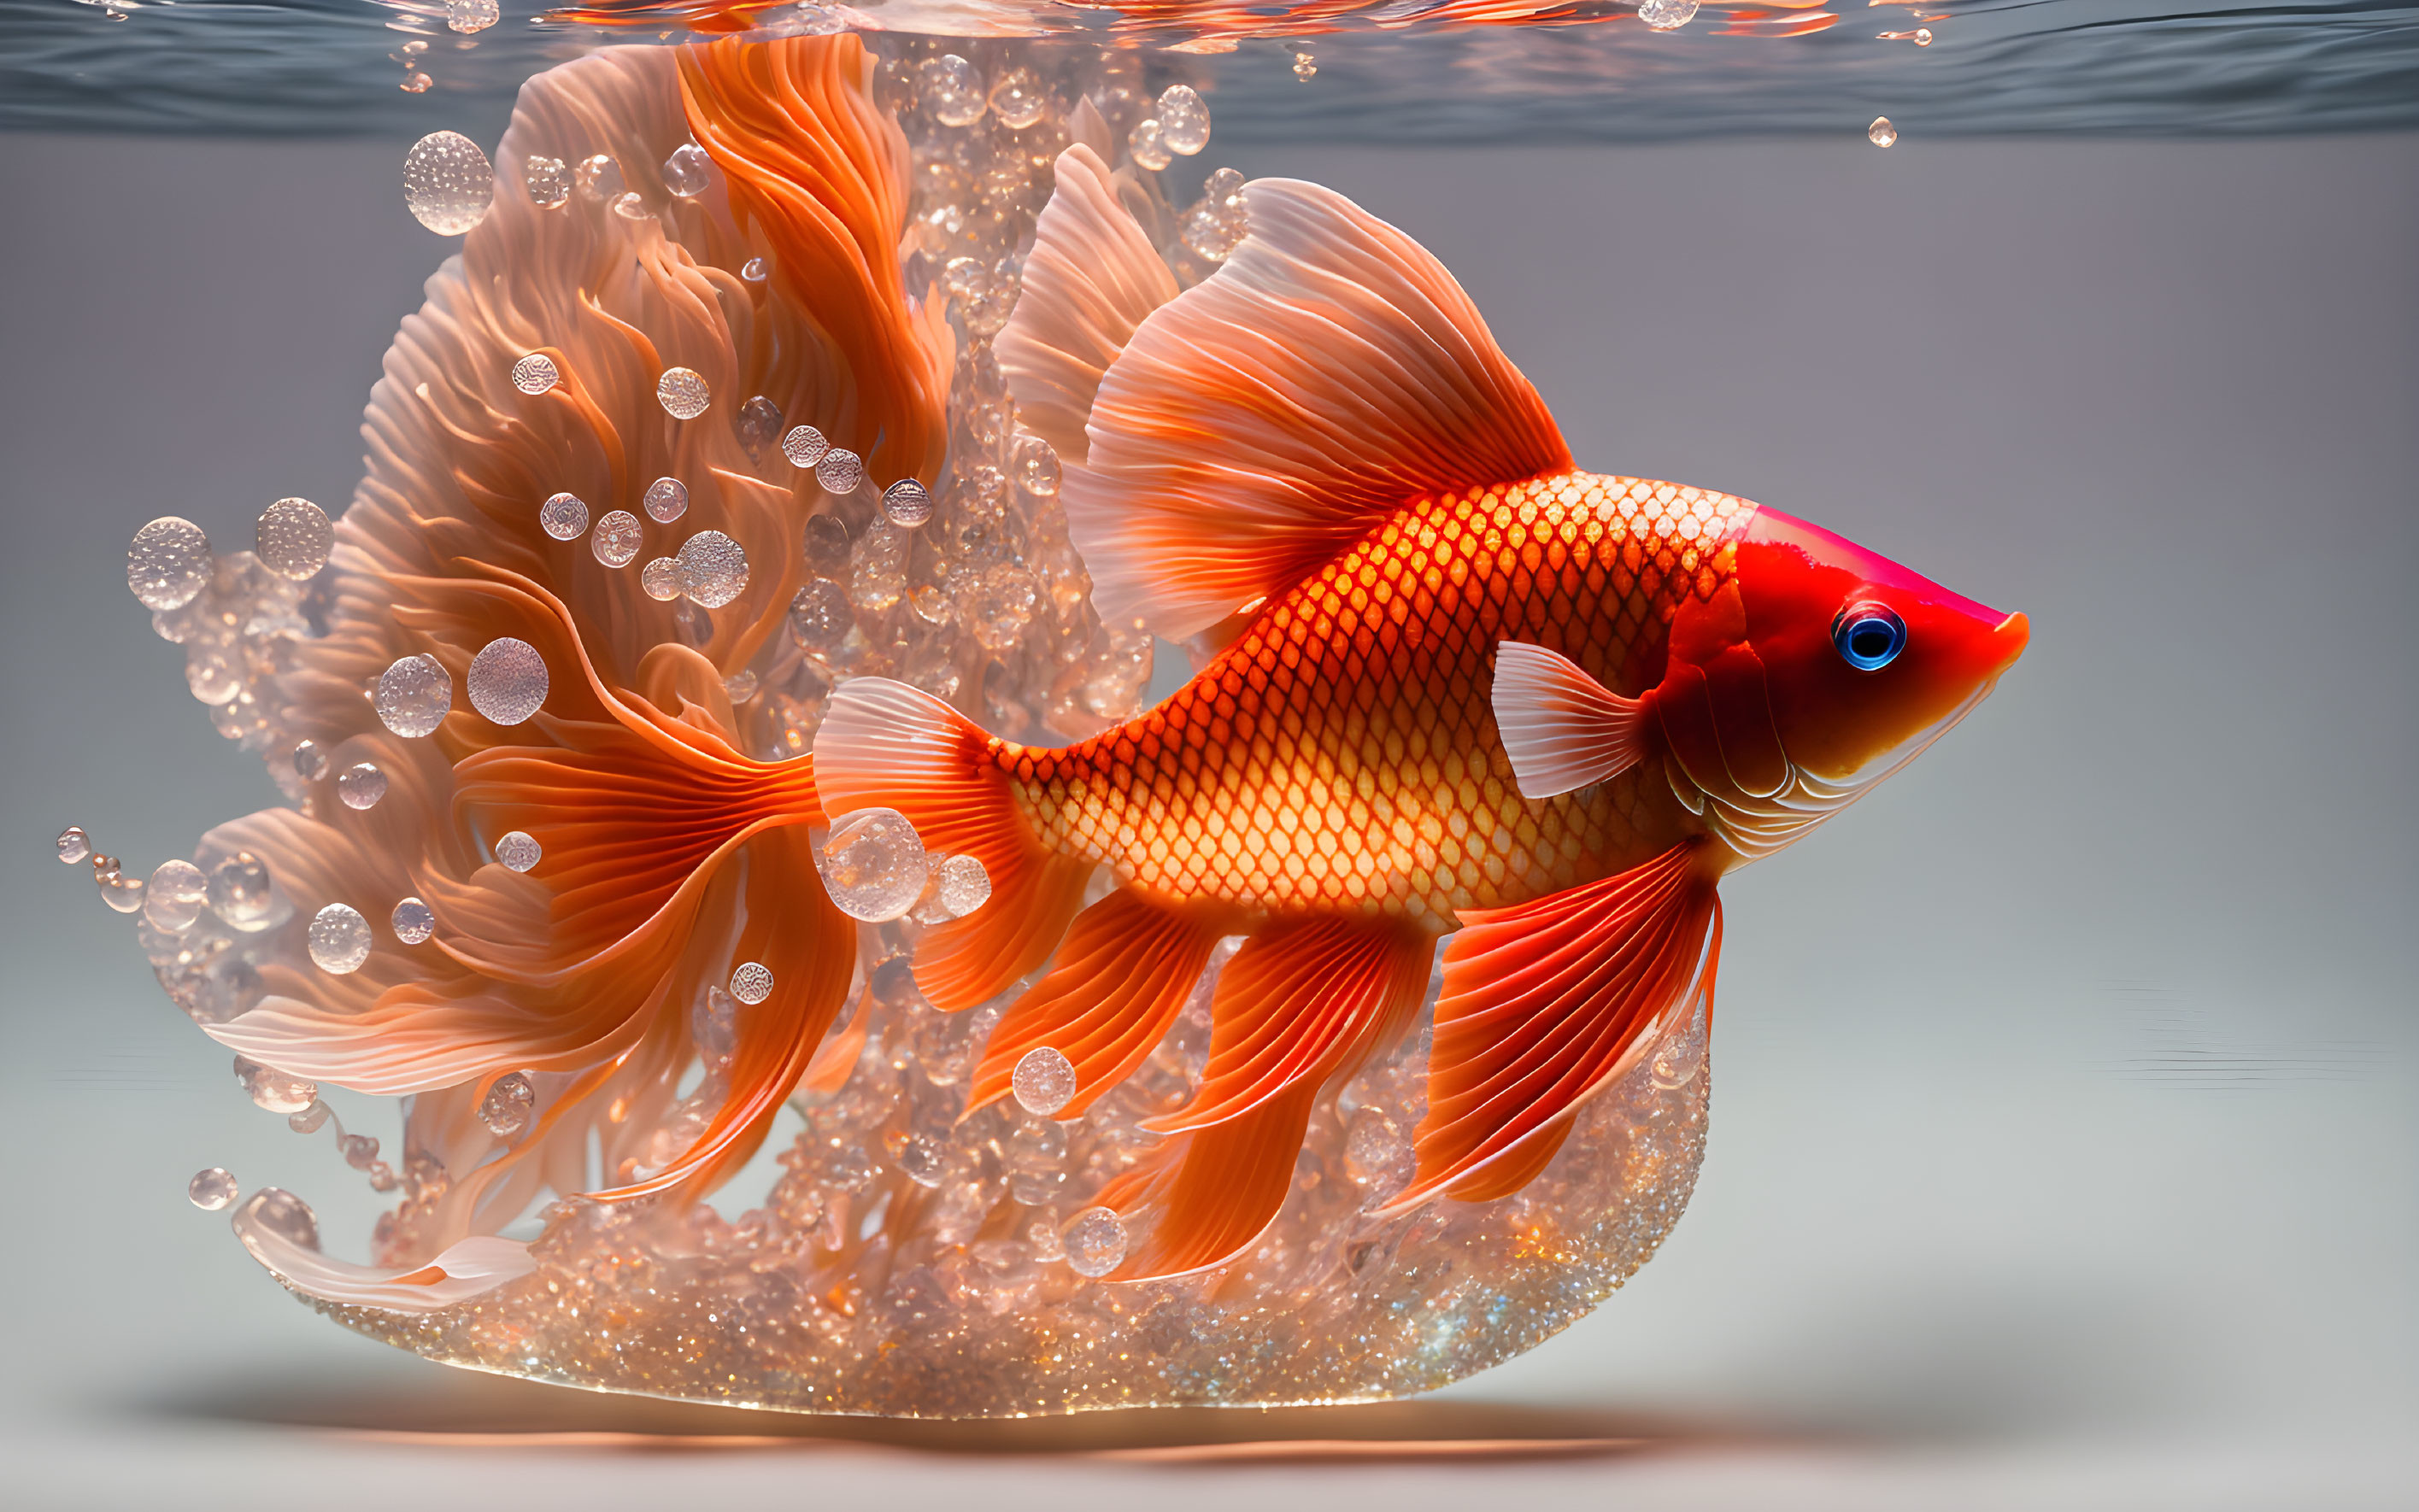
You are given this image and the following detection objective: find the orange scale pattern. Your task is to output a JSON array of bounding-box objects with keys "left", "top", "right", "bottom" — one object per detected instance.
[{"left": 994, "top": 471, "right": 1755, "bottom": 929}]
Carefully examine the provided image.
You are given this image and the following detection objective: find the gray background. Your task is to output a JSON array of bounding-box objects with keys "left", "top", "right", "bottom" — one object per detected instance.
[{"left": 0, "top": 127, "right": 2412, "bottom": 1507}]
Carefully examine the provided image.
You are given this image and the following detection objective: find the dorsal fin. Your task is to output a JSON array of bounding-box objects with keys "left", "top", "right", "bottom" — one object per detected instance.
[
  {"left": 996, "top": 144, "right": 1178, "bottom": 467},
  {"left": 1062, "top": 179, "right": 1571, "bottom": 642}
]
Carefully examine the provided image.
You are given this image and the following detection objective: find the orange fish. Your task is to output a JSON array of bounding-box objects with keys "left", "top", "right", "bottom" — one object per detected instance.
[{"left": 818, "top": 147, "right": 2028, "bottom": 1277}]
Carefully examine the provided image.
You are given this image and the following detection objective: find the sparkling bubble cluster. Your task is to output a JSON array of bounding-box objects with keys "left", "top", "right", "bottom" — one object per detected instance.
[{"left": 127, "top": 517, "right": 212, "bottom": 611}]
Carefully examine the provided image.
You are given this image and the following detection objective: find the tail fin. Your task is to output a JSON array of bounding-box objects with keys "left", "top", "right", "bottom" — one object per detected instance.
[{"left": 815, "top": 677, "right": 1092, "bottom": 1011}]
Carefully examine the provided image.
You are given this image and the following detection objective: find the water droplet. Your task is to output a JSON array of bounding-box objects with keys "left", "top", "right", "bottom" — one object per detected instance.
[
  {"left": 788, "top": 577, "right": 853, "bottom": 654},
  {"left": 814, "top": 806, "right": 928, "bottom": 922},
  {"left": 781, "top": 425, "right": 829, "bottom": 469},
  {"left": 640, "top": 557, "right": 682, "bottom": 601},
  {"left": 1914, "top": 26, "right": 1934, "bottom": 45},
  {"left": 590, "top": 508, "right": 643, "bottom": 567},
  {"left": 1869, "top": 115, "right": 1899, "bottom": 148},
  {"left": 919, "top": 54, "right": 986, "bottom": 126},
  {"left": 988, "top": 67, "right": 1048, "bottom": 129},
  {"left": 479, "top": 1071, "right": 535, "bottom": 1136},
  {"left": 494, "top": 830, "right": 542, "bottom": 872},
  {"left": 291, "top": 739, "right": 328, "bottom": 782},
  {"left": 815, "top": 448, "right": 863, "bottom": 495},
  {"left": 634, "top": 480, "right": 686, "bottom": 530},
  {"left": 1126, "top": 117, "right": 1171, "bottom": 173},
  {"left": 1062, "top": 1206, "right": 1128, "bottom": 1277},
  {"left": 188, "top": 1167, "right": 238, "bottom": 1211},
  {"left": 55, "top": 826, "right": 91, "bottom": 865},
  {"left": 402, "top": 131, "right": 495, "bottom": 236},
  {"left": 729, "top": 961, "right": 773, "bottom": 1005},
  {"left": 375, "top": 653, "right": 452, "bottom": 737},
  {"left": 390, "top": 895, "right": 436, "bottom": 944},
  {"left": 467, "top": 636, "right": 549, "bottom": 724},
  {"left": 255, "top": 497, "right": 332, "bottom": 580},
  {"left": 1013, "top": 435, "right": 1060, "bottom": 497},
  {"left": 677, "top": 530, "right": 749, "bottom": 608},
  {"left": 308, "top": 902, "right": 373, "bottom": 974},
  {"left": 208, "top": 851, "right": 277, "bottom": 930},
  {"left": 1637, "top": 0, "right": 1699, "bottom": 30},
  {"left": 936, "top": 853, "right": 992, "bottom": 917},
  {"left": 656, "top": 366, "right": 710, "bottom": 420},
  {"left": 523, "top": 155, "right": 572, "bottom": 210},
  {"left": 881, "top": 478, "right": 933, "bottom": 528},
  {"left": 576, "top": 153, "right": 624, "bottom": 202},
  {"left": 737, "top": 395, "right": 784, "bottom": 454},
  {"left": 238, "top": 1187, "right": 320, "bottom": 1251},
  {"left": 662, "top": 142, "right": 713, "bottom": 197},
  {"left": 1154, "top": 85, "right": 1210, "bottom": 155},
  {"left": 126, "top": 517, "right": 211, "bottom": 610},
  {"left": 538, "top": 491, "right": 589, "bottom": 541},
  {"left": 400, "top": 71, "right": 432, "bottom": 95},
  {"left": 444, "top": 0, "right": 497, "bottom": 32},
  {"left": 1013, "top": 1045, "right": 1077, "bottom": 1116},
  {"left": 144, "top": 859, "right": 208, "bottom": 932},
  {"left": 92, "top": 855, "right": 145, "bottom": 914},
  {"left": 511, "top": 352, "right": 559, "bottom": 394},
  {"left": 724, "top": 669, "right": 758, "bottom": 703},
  {"left": 337, "top": 762, "right": 389, "bottom": 810},
  {"left": 740, "top": 255, "right": 768, "bottom": 283},
  {"left": 611, "top": 190, "right": 651, "bottom": 221}
]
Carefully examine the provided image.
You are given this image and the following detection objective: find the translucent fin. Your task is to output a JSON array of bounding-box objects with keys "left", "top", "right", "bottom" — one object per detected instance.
[
  {"left": 1491, "top": 640, "right": 1651, "bottom": 800},
  {"left": 966, "top": 888, "right": 1234, "bottom": 1118},
  {"left": 815, "top": 676, "right": 1091, "bottom": 1011},
  {"left": 1066, "top": 177, "right": 1570, "bottom": 641},
  {"left": 1385, "top": 842, "right": 1722, "bottom": 1213},
  {"left": 1098, "top": 1082, "right": 1320, "bottom": 1280},
  {"left": 995, "top": 144, "right": 1180, "bottom": 467}
]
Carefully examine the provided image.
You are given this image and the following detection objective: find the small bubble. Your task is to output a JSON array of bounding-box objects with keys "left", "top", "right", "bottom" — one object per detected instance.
[
  {"left": 402, "top": 131, "right": 495, "bottom": 237},
  {"left": 467, "top": 636, "right": 549, "bottom": 725},
  {"left": 511, "top": 352, "right": 558, "bottom": 393},
  {"left": 126, "top": 517, "right": 211, "bottom": 611},
  {"left": 308, "top": 902, "right": 373, "bottom": 974},
  {"left": 678, "top": 530, "right": 749, "bottom": 607},
  {"left": 292, "top": 739, "right": 327, "bottom": 782},
  {"left": 656, "top": 366, "right": 711, "bottom": 419},
  {"left": 340, "top": 1132, "right": 381, "bottom": 1170},
  {"left": 255, "top": 497, "right": 332, "bottom": 580},
  {"left": 479, "top": 1071, "right": 535, "bottom": 1137},
  {"left": 640, "top": 557, "right": 682, "bottom": 601},
  {"left": 936, "top": 853, "right": 992, "bottom": 917},
  {"left": 390, "top": 895, "right": 436, "bottom": 945},
  {"left": 611, "top": 190, "right": 650, "bottom": 221},
  {"left": 781, "top": 425, "right": 830, "bottom": 468},
  {"left": 1154, "top": 85, "right": 1210, "bottom": 155},
  {"left": 287, "top": 1099, "right": 330, "bottom": 1134},
  {"left": 1062, "top": 1206, "right": 1128, "bottom": 1277},
  {"left": 895, "top": 1133, "right": 945, "bottom": 1187},
  {"left": 187, "top": 1167, "right": 238, "bottom": 1211},
  {"left": 1126, "top": 117, "right": 1171, "bottom": 173},
  {"left": 1869, "top": 116, "right": 1899, "bottom": 148},
  {"left": 375, "top": 653, "right": 452, "bottom": 738},
  {"left": 144, "top": 859, "right": 208, "bottom": 932},
  {"left": 494, "top": 830, "right": 542, "bottom": 872},
  {"left": 1637, "top": 0, "right": 1699, "bottom": 30},
  {"left": 55, "top": 826, "right": 91, "bottom": 865},
  {"left": 737, "top": 395, "right": 784, "bottom": 454},
  {"left": 881, "top": 478, "right": 933, "bottom": 528},
  {"left": 591, "top": 508, "right": 643, "bottom": 567},
  {"left": 523, "top": 155, "right": 572, "bottom": 209},
  {"left": 724, "top": 669, "right": 758, "bottom": 703},
  {"left": 238, "top": 1187, "right": 320, "bottom": 1251},
  {"left": 813, "top": 806, "right": 927, "bottom": 922},
  {"left": 337, "top": 762, "right": 389, "bottom": 810},
  {"left": 815, "top": 448, "right": 863, "bottom": 495},
  {"left": 740, "top": 255, "right": 768, "bottom": 283},
  {"left": 643, "top": 477, "right": 689, "bottom": 523},
  {"left": 208, "top": 851, "right": 277, "bottom": 930},
  {"left": 1915, "top": 26, "right": 1934, "bottom": 45},
  {"left": 988, "top": 67, "right": 1048, "bottom": 129},
  {"left": 662, "top": 142, "right": 713, "bottom": 197},
  {"left": 92, "top": 855, "right": 145, "bottom": 914},
  {"left": 539, "top": 491, "right": 589, "bottom": 541},
  {"left": 444, "top": 0, "right": 497, "bottom": 32},
  {"left": 400, "top": 71, "right": 432, "bottom": 95},
  {"left": 1013, "top": 434, "right": 1060, "bottom": 497},
  {"left": 576, "top": 153, "right": 623, "bottom": 202},
  {"left": 730, "top": 961, "right": 773, "bottom": 1005},
  {"left": 235, "top": 1055, "right": 319, "bottom": 1113},
  {"left": 788, "top": 578, "right": 853, "bottom": 654},
  {"left": 802, "top": 512, "right": 851, "bottom": 576},
  {"left": 919, "top": 54, "right": 986, "bottom": 126},
  {"left": 1013, "top": 1045, "right": 1078, "bottom": 1116}
]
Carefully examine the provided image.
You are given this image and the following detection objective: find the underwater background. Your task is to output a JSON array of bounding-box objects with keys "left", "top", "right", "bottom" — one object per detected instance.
[{"left": 0, "top": 4, "right": 2414, "bottom": 1505}]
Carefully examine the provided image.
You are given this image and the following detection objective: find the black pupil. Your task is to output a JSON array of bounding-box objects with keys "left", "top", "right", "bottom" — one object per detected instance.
[{"left": 1851, "top": 620, "right": 1894, "bottom": 659}]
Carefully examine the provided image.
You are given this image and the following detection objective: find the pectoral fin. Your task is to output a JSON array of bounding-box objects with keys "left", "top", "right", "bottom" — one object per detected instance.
[{"left": 1491, "top": 640, "right": 1651, "bottom": 800}]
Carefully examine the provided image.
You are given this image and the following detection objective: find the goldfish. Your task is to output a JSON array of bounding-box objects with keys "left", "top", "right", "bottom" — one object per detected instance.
[{"left": 816, "top": 145, "right": 2028, "bottom": 1277}]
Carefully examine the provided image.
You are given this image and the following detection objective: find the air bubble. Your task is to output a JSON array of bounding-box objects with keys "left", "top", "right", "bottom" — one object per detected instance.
[
  {"left": 92, "top": 856, "right": 144, "bottom": 914},
  {"left": 338, "top": 762, "right": 388, "bottom": 810},
  {"left": 1915, "top": 27, "right": 1934, "bottom": 46},
  {"left": 989, "top": 67, "right": 1048, "bottom": 129},
  {"left": 591, "top": 509, "right": 643, "bottom": 567},
  {"left": 308, "top": 903, "right": 373, "bottom": 974},
  {"left": 640, "top": 557, "right": 681, "bottom": 601},
  {"left": 1154, "top": 85, "right": 1210, "bottom": 155},
  {"left": 788, "top": 578, "right": 852, "bottom": 654},
  {"left": 495, "top": 831, "right": 542, "bottom": 872},
  {"left": 539, "top": 491, "right": 589, "bottom": 542},
  {"left": 919, "top": 55, "right": 986, "bottom": 126},
  {"left": 1127, "top": 117, "right": 1171, "bottom": 173},
  {"left": 55, "top": 826, "right": 91, "bottom": 865},
  {"left": 479, "top": 1072, "right": 535, "bottom": 1137},
  {"left": 1637, "top": 0, "right": 1698, "bottom": 30},
  {"left": 656, "top": 367, "right": 710, "bottom": 419},
  {"left": 1013, "top": 1046, "right": 1077, "bottom": 1116},
  {"left": 238, "top": 1187, "right": 320, "bottom": 1251},
  {"left": 391, "top": 895, "right": 436, "bottom": 945},
  {"left": 445, "top": 0, "right": 497, "bottom": 32},
  {"left": 403, "top": 131, "right": 494, "bottom": 236},
  {"left": 932, "top": 855, "right": 992, "bottom": 920},
  {"left": 187, "top": 1167, "right": 238, "bottom": 1211},
  {"left": 730, "top": 962, "right": 773, "bottom": 1005},
  {"left": 802, "top": 513, "right": 851, "bottom": 576},
  {"left": 737, "top": 396, "right": 784, "bottom": 454},
  {"left": 1013, "top": 434, "right": 1060, "bottom": 497},
  {"left": 208, "top": 851, "right": 277, "bottom": 930},
  {"left": 144, "top": 859, "right": 208, "bottom": 932},
  {"left": 612, "top": 191, "right": 651, "bottom": 221},
  {"left": 677, "top": 530, "right": 749, "bottom": 607},
  {"left": 375, "top": 653, "right": 452, "bottom": 737},
  {"left": 724, "top": 669, "right": 758, "bottom": 703},
  {"left": 882, "top": 479, "right": 933, "bottom": 528},
  {"left": 511, "top": 353, "right": 558, "bottom": 394},
  {"left": 292, "top": 739, "right": 327, "bottom": 782},
  {"left": 576, "top": 153, "right": 624, "bottom": 202},
  {"left": 814, "top": 807, "right": 928, "bottom": 922},
  {"left": 643, "top": 477, "right": 688, "bottom": 523},
  {"left": 1869, "top": 116, "right": 1899, "bottom": 148},
  {"left": 255, "top": 498, "right": 332, "bottom": 580},
  {"left": 467, "top": 636, "right": 548, "bottom": 725},
  {"left": 781, "top": 425, "right": 830, "bottom": 468},
  {"left": 126, "top": 517, "right": 211, "bottom": 611},
  {"left": 662, "top": 143, "right": 713, "bottom": 197},
  {"left": 1062, "top": 1207, "right": 1128, "bottom": 1278},
  {"left": 523, "top": 155, "right": 572, "bottom": 210},
  {"left": 815, "top": 448, "right": 863, "bottom": 495}
]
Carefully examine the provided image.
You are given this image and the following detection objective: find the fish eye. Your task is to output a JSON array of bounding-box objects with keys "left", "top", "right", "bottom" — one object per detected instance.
[{"left": 1831, "top": 601, "right": 1907, "bottom": 671}]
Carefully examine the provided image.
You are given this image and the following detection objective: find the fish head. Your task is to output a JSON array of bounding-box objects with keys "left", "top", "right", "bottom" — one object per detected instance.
[{"left": 1717, "top": 505, "right": 2029, "bottom": 787}]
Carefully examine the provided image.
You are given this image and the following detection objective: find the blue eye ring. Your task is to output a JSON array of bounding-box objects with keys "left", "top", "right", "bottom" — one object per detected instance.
[{"left": 1832, "top": 601, "right": 1907, "bottom": 671}]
